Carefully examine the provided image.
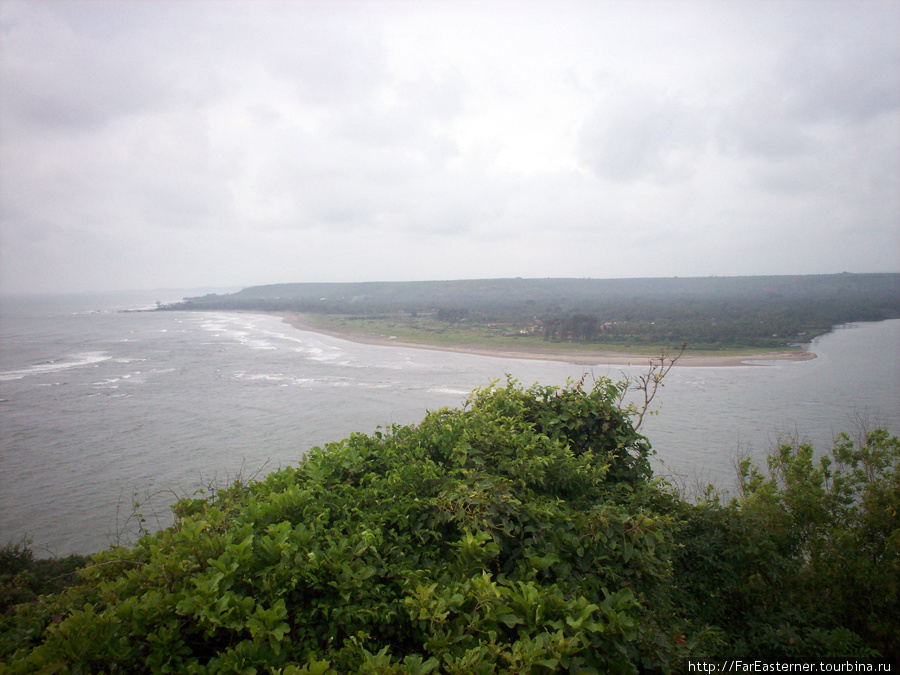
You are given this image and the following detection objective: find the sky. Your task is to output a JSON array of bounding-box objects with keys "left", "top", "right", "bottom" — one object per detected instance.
[{"left": 1, "top": 0, "right": 898, "bottom": 295}]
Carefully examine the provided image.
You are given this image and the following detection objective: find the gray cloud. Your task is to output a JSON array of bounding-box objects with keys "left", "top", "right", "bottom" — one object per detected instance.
[
  {"left": 578, "top": 87, "right": 706, "bottom": 183},
  {"left": 1, "top": 0, "right": 898, "bottom": 294}
]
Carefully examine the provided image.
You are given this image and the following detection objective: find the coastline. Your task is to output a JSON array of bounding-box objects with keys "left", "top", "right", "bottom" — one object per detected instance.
[{"left": 268, "top": 311, "right": 817, "bottom": 368}]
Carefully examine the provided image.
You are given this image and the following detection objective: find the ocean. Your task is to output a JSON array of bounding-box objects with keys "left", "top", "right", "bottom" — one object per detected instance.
[{"left": 2, "top": 291, "right": 898, "bottom": 556}]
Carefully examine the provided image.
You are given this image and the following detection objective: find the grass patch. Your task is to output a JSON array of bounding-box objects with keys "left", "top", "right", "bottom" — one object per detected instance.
[{"left": 304, "top": 313, "right": 808, "bottom": 357}]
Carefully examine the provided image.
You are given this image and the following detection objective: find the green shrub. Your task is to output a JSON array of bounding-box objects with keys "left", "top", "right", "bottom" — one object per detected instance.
[
  {"left": 1, "top": 377, "right": 896, "bottom": 673},
  {"left": 0, "top": 538, "right": 90, "bottom": 662},
  {"left": 671, "top": 429, "right": 898, "bottom": 660}
]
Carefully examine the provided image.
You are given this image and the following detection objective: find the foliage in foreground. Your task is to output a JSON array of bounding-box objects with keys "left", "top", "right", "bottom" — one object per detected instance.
[
  {"left": 0, "top": 541, "right": 88, "bottom": 620},
  {"left": 1, "top": 379, "right": 897, "bottom": 673}
]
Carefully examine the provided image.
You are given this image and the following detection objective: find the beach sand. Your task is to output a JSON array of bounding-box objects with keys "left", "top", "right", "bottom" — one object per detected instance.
[{"left": 268, "top": 311, "right": 817, "bottom": 368}]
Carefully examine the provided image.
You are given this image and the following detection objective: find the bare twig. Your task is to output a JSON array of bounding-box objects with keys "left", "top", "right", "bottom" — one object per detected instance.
[{"left": 624, "top": 342, "right": 686, "bottom": 432}]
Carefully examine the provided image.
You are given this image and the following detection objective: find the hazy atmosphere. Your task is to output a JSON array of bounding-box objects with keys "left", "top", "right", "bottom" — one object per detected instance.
[{"left": 1, "top": 0, "right": 898, "bottom": 295}]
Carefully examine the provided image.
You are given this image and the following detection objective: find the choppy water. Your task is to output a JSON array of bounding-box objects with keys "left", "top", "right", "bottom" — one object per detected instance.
[{"left": 2, "top": 291, "right": 898, "bottom": 555}]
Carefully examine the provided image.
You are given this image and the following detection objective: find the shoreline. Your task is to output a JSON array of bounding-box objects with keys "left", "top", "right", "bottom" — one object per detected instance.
[{"left": 267, "top": 311, "right": 817, "bottom": 368}]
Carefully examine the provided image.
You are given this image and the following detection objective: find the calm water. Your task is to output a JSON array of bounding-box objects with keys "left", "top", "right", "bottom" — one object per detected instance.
[{"left": 2, "top": 292, "right": 898, "bottom": 555}]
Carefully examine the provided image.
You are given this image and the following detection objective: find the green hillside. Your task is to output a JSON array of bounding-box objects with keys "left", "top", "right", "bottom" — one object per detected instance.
[{"left": 163, "top": 273, "right": 900, "bottom": 351}]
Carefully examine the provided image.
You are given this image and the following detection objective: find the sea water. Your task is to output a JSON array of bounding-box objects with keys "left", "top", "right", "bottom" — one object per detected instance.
[{"left": 1, "top": 291, "right": 898, "bottom": 555}]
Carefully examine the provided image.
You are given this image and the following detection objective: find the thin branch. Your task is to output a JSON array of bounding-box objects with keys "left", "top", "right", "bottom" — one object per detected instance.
[{"left": 628, "top": 343, "right": 685, "bottom": 432}]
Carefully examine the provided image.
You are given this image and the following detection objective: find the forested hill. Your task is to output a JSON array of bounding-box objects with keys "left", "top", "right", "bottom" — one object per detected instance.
[{"left": 162, "top": 273, "right": 900, "bottom": 350}]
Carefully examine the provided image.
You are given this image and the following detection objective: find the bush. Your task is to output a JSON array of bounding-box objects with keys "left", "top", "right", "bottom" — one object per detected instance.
[
  {"left": 1, "top": 377, "right": 896, "bottom": 672},
  {"left": 0, "top": 538, "right": 89, "bottom": 663},
  {"left": 671, "top": 430, "right": 898, "bottom": 660}
]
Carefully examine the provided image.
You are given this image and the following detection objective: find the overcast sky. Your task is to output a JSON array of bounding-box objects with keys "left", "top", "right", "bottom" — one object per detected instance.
[{"left": 1, "top": 0, "right": 898, "bottom": 294}]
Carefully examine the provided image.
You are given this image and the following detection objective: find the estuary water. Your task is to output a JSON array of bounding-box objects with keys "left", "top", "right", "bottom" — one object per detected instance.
[{"left": 1, "top": 291, "right": 898, "bottom": 556}]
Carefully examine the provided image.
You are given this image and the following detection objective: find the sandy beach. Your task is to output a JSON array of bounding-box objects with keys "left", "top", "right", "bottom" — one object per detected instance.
[{"left": 269, "top": 311, "right": 817, "bottom": 368}]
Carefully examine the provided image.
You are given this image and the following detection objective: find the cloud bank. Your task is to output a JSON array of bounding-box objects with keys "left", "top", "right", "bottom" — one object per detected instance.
[{"left": 1, "top": 0, "right": 898, "bottom": 293}]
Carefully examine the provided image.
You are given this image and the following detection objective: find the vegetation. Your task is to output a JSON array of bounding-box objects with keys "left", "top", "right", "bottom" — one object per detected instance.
[
  {"left": 2, "top": 370, "right": 897, "bottom": 672},
  {"left": 0, "top": 540, "right": 88, "bottom": 619},
  {"left": 161, "top": 273, "right": 900, "bottom": 352}
]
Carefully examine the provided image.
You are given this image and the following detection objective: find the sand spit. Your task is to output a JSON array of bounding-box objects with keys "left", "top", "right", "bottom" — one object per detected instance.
[{"left": 266, "top": 312, "right": 816, "bottom": 368}]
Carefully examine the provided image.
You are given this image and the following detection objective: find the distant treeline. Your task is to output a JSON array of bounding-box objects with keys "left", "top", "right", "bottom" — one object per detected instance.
[{"left": 161, "top": 273, "right": 900, "bottom": 349}]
